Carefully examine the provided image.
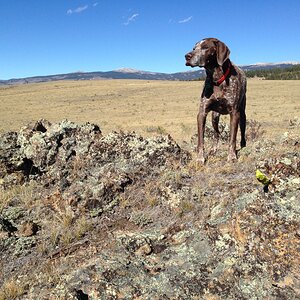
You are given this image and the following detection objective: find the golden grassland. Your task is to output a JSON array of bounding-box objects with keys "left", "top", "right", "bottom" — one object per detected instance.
[{"left": 0, "top": 79, "right": 299, "bottom": 142}]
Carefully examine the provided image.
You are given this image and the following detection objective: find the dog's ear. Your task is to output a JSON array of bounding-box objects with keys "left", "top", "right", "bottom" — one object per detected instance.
[{"left": 216, "top": 40, "right": 230, "bottom": 66}]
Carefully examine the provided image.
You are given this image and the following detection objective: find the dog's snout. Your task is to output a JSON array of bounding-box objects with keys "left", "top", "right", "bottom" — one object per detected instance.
[
  {"left": 185, "top": 52, "right": 193, "bottom": 66},
  {"left": 185, "top": 52, "right": 192, "bottom": 60}
]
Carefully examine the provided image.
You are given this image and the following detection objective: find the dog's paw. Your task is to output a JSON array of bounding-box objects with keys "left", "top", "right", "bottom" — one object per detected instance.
[
  {"left": 227, "top": 153, "right": 237, "bottom": 162},
  {"left": 196, "top": 155, "right": 206, "bottom": 165}
]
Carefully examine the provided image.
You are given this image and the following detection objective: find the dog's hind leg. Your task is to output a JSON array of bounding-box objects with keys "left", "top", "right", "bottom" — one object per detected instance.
[
  {"left": 240, "top": 94, "right": 246, "bottom": 148},
  {"left": 212, "top": 111, "right": 220, "bottom": 153},
  {"left": 228, "top": 111, "right": 240, "bottom": 161}
]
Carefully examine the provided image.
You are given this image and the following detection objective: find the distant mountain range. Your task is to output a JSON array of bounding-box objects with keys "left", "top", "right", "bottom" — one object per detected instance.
[{"left": 1, "top": 62, "right": 299, "bottom": 85}]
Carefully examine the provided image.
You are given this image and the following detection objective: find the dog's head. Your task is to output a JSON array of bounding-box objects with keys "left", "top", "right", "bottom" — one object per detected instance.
[{"left": 185, "top": 38, "right": 230, "bottom": 68}]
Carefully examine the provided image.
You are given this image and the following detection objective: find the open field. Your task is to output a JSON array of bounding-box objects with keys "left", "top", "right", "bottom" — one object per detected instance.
[
  {"left": 0, "top": 79, "right": 299, "bottom": 143},
  {"left": 1, "top": 79, "right": 299, "bottom": 298}
]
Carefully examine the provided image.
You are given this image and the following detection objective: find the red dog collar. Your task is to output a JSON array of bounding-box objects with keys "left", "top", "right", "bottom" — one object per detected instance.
[{"left": 214, "top": 62, "right": 231, "bottom": 86}]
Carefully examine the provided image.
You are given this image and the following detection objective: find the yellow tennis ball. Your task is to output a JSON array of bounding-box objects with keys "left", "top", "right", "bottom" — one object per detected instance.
[{"left": 255, "top": 169, "right": 270, "bottom": 185}]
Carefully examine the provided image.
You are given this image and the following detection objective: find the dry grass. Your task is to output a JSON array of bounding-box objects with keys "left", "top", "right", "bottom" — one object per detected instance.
[
  {"left": 0, "top": 279, "right": 24, "bottom": 300},
  {"left": 1, "top": 79, "right": 299, "bottom": 143},
  {"left": 0, "top": 182, "right": 37, "bottom": 212},
  {"left": 45, "top": 211, "right": 93, "bottom": 248}
]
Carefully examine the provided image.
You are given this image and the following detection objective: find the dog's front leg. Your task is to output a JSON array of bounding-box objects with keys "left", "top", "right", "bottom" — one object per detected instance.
[
  {"left": 228, "top": 110, "right": 240, "bottom": 161},
  {"left": 197, "top": 104, "right": 208, "bottom": 164}
]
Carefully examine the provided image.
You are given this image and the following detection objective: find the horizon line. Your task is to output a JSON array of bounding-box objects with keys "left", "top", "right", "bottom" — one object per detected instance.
[{"left": 1, "top": 61, "right": 300, "bottom": 81}]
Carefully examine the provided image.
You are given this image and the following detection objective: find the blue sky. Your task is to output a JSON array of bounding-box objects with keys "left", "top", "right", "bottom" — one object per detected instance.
[{"left": 1, "top": 0, "right": 300, "bottom": 79}]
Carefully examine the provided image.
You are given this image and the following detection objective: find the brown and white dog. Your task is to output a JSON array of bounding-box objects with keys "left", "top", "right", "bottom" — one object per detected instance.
[{"left": 185, "top": 38, "right": 247, "bottom": 163}]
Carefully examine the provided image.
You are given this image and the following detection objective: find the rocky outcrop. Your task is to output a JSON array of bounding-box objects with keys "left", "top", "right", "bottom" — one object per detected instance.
[
  {"left": 0, "top": 119, "right": 190, "bottom": 210},
  {"left": 0, "top": 120, "right": 299, "bottom": 299}
]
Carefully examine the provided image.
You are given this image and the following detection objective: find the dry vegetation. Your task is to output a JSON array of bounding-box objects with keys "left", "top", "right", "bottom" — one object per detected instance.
[
  {"left": 1, "top": 79, "right": 299, "bottom": 142},
  {"left": 0, "top": 79, "right": 299, "bottom": 299}
]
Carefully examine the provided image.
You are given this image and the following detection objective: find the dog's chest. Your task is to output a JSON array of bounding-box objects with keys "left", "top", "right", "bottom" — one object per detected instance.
[
  {"left": 213, "top": 85, "right": 225, "bottom": 99},
  {"left": 202, "top": 79, "right": 239, "bottom": 114},
  {"left": 213, "top": 81, "right": 238, "bottom": 102}
]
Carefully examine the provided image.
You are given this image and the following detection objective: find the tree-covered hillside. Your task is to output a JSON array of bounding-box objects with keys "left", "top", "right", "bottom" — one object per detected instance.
[{"left": 246, "top": 65, "right": 300, "bottom": 79}]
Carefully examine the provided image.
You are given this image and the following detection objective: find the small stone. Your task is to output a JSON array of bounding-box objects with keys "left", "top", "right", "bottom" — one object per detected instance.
[
  {"left": 135, "top": 243, "right": 152, "bottom": 256},
  {"left": 19, "top": 221, "right": 39, "bottom": 237},
  {"left": 281, "top": 157, "right": 292, "bottom": 166}
]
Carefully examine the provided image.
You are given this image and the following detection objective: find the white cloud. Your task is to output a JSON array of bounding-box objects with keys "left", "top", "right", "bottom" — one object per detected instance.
[
  {"left": 67, "top": 5, "right": 89, "bottom": 15},
  {"left": 178, "top": 16, "right": 193, "bottom": 23},
  {"left": 93, "top": 2, "right": 98, "bottom": 7},
  {"left": 124, "top": 13, "right": 139, "bottom": 25}
]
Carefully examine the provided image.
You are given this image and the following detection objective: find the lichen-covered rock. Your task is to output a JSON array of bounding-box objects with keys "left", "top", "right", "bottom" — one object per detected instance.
[
  {"left": 0, "top": 120, "right": 299, "bottom": 299},
  {"left": 0, "top": 119, "right": 190, "bottom": 212}
]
